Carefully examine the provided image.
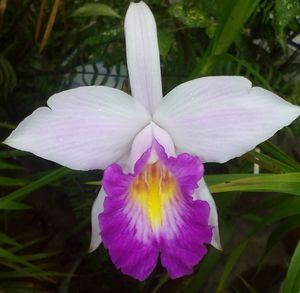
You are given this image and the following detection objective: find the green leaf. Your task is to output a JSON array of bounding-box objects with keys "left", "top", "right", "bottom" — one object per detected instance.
[
  {"left": 0, "top": 268, "right": 67, "bottom": 279},
  {"left": 0, "top": 232, "right": 21, "bottom": 247},
  {"left": 22, "top": 252, "right": 58, "bottom": 261},
  {"left": 259, "top": 215, "right": 300, "bottom": 266},
  {"left": 211, "top": 0, "right": 260, "bottom": 55},
  {"left": 260, "top": 141, "right": 300, "bottom": 170},
  {"left": 0, "top": 54, "right": 17, "bottom": 100},
  {"left": 0, "top": 176, "right": 29, "bottom": 186},
  {"left": 0, "top": 168, "right": 72, "bottom": 203},
  {"left": 0, "top": 160, "right": 23, "bottom": 170},
  {"left": 192, "top": 0, "right": 260, "bottom": 76},
  {"left": 158, "top": 30, "right": 173, "bottom": 57},
  {"left": 71, "top": 3, "right": 120, "bottom": 18},
  {"left": 283, "top": 240, "right": 300, "bottom": 293},
  {"left": 216, "top": 239, "right": 249, "bottom": 293},
  {"left": 262, "top": 197, "right": 300, "bottom": 224},
  {"left": 237, "top": 276, "right": 260, "bottom": 293},
  {"left": 274, "top": 0, "right": 300, "bottom": 48},
  {"left": 85, "top": 27, "right": 123, "bottom": 46},
  {"left": 0, "top": 150, "right": 28, "bottom": 159},
  {"left": 205, "top": 173, "right": 257, "bottom": 185},
  {"left": 168, "top": 2, "right": 209, "bottom": 27},
  {"left": 186, "top": 220, "right": 235, "bottom": 293},
  {"left": 246, "top": 150, "right": 298, "bottom": 173},
  {"left": 11, "top": 236, "right": 48, "bottom": 253},
  {"left": 0, "top": 122, "right": 15, "bottom": 129},
  {"left": 221, "top": 54, "right": 272, "bottom": 90},
  {"left": 0, "top": 248, "right": 44, "bottom": 273},
  {"left": 216, "top": 196, "right": 300, "bottom": 292},
  {"left": 84, "top": 180, "right": 100, "bottom": 186},
  {"left": 151, "top": 273, "right": 169, "bottom": 293},
  {"left": 207, "top": 173, "right": 300, "bottom": 196},
  {"left": 0, "top": 200, "right": 31, "bottom": 210}
]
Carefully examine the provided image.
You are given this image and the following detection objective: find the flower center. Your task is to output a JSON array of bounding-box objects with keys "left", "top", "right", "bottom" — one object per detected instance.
[{"left": 129, "top": 161, "right": 178, "bottom": 231}]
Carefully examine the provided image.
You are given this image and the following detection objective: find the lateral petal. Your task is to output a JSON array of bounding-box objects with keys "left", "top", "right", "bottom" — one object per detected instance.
[
  {"left": 89, "top": 188, "right": 106, "bottom": 252},
  {"left": 125, "top": 1, "right": 162, "bottom": 114},
  {"left": 194, "top": 179, "right": 222, "bottom": 250},
  {"left": 4, "top": 86, "right": 150, "bottom": 170},
  {"left": 154, "top": 76, "right": 300, "bottom": 163}
]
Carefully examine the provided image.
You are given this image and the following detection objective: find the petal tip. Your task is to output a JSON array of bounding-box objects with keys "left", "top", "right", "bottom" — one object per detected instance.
[
  {"left": 211, "top": 237, "right": 223, "bottom": 251},
  {"left": 89, "top": 230, "right": 102, "bottom": 253},
  {"left": 2, "top": 138, "right": 11, "bottom": 146},
  {"left": 88, "top": 241, "right": 101, "bottom": 253},
  {"left": 2, "top": 136, "right": 19, "bottom": 149},
  {"left": 126, "top": 1, "right": 149, "bottom": 18}
]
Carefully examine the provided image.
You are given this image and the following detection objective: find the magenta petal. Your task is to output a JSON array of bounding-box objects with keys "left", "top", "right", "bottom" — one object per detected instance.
[
  {"left": 99, "top": 142, "right": 212, "bottom": 280},
  {"left": 99, "top": 162, "right": 158, "bottom": 281},
  {"left": 154, "top": 142, "right": 211, "bottom": 278},
  {"left": 160, "top": 198, "right": 211, "bottom": 278},
  {"left": 99, "top": 206, "right": 158, "bottom": 280}
]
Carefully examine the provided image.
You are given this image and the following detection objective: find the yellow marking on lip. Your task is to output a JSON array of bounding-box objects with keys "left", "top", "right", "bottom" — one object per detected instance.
[{"left": 129, "top": 162, "right": 177, "bottom": 230}]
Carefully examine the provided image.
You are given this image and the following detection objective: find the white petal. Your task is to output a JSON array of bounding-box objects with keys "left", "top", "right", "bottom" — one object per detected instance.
[
  {"left": 125, "top": 1, "right": 162, "bottom": 114},
  {"left": 194, "top": 179, "right": 222, "bottom": 250},
  {"left": 4, "top": 86, "right": 150, "bottom": 170},
  {"left": 154, "top": 76, "right": 300, "bottom": 163},
  {"left": 89, "top": 188, "right": 105, "bottom": 252}
]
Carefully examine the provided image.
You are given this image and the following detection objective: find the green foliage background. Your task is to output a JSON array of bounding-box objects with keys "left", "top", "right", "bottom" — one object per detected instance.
[{"left": 0, "top": 0, "right": 300, "bottom": 292}]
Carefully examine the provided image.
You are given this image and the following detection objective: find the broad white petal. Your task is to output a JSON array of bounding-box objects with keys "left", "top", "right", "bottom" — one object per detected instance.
[
  {"left": 5, "top": 86, "right": 150, "bottom": 170},
  {"left": 125, "top": 1, "right": 162, "bottom": 114},
  {"left": 194, "top": 179, "right": 221, "bottom": 250},
  {"left": 154, "top": 76, "right": 300, "bottom": 163},
  {"left": 89, "top": 188, "right": 106, "bottom": 252}
]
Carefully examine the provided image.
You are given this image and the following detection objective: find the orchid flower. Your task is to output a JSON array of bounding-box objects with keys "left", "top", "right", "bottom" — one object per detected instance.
[{"left": 4, "top": 1, "right": 300, "bottom": 281}]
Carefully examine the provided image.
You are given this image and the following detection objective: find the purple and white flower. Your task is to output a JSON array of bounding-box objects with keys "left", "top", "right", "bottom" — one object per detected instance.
[{"left": 4, "top": 1, "right": 300, "bottom": 281}]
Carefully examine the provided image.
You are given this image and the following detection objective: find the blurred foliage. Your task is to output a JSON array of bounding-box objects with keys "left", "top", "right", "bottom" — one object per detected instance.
[{"left": 0, "top": 0, "right": 300, "bottom": 292}]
